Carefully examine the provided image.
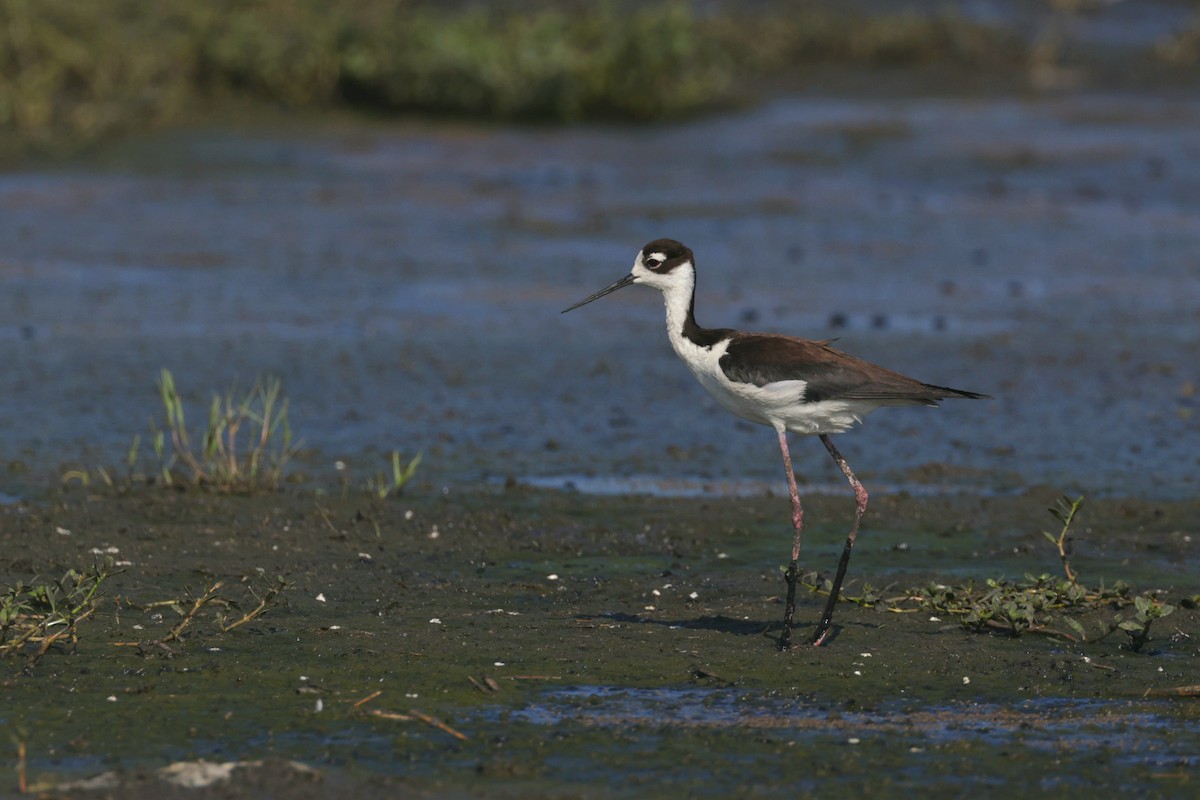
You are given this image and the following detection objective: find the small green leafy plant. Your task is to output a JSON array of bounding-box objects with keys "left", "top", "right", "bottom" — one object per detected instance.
[
  {"left": 1, "top": 559, "right": 115, "bottom": 662},
  {"left": 1043, "top": 494, "right": 1084, "bottom": 585},
  {"left": 1112, "top": 595, "right": 1176, "bottom": 653},
  {"left": 816, "top": 494, "right": 1181, "bottom": 650},
  {"left": 366, "top": 450, "right": 423, "bottom": 499}
]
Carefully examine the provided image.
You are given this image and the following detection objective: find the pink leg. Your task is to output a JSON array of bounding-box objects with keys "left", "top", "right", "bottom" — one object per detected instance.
[
  {"left": 810, "top": 434, "right": 869, "bottom": 646},
  {"left": 776, "top": 428, "right": 804, "bottom": 650}
]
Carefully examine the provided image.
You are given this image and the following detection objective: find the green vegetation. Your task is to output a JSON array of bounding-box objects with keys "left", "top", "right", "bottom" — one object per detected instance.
[
  {"left": 1, "top": 562, "right": 288, "bottom": 661},
  {"left": 62, "top": 369, "right": 426, "bottom": 497},
  {"left": 61, "top": 368, "right": 299, "bottom": 491},
  {"left": 150, "top": 368, "right": 298, "bottom": 491},
  {"left": 367, "top": 450, "right": 423, "bottom": 500},
  {"left": 1043, "top": 494, "right": 1084, "bottom": 586},
  {"left": 818, "top": 495, "right": 1179, "bottom": 651},
  {"left": 0, "top": 0, "right": 1019, "bottom": 151},
  {"left": 0, "top": 559, "right": 114, "bottom": 663}
]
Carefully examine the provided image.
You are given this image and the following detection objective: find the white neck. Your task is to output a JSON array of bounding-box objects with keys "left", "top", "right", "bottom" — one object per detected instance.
[
  {"left": 659, "top": 265, "right": 697, "bottom": 350},
  {"left": 630, "top": 255, "right": 699, "bottom": 349}
]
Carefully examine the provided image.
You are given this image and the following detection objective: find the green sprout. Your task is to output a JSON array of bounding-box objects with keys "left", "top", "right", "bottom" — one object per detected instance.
[
  {"left": 367, "top": 450, "right": 423, "bottom": 499},
  {"left": 1043, "top": 495, "right": 1085, "bottom": 586}
]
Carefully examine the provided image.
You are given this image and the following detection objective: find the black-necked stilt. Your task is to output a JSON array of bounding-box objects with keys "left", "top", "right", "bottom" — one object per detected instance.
[{"left": 563, "top": 238, "right": 987, "bottom": 648}]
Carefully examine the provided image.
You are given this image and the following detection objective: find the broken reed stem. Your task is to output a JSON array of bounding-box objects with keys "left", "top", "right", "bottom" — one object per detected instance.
[
  {"left": 407, "top": 708, "right": 469, "bottom": 741},
  {"left": 17, "top": 739, "right": 26, "bottom": 794},
  {"left": 314, "top": 505, "right": 341, "bottom": 535},
  {"left": 221, "top": 578, "right": 286, "bottom": 633},
  {"left": 3, "top": 606, "right": 98, "bottom": 664},
  {"left": 982, "top": 618, "right": 1078, "bottom": 642},
  {"left": 361, "top": 703, "right": 468, "bottom": 741},
  {"left": 365, "top": 709, "right": 413, "bottom": 721},
  {"left": 163, "top": 581, "right": 223, "bottom": 642}
]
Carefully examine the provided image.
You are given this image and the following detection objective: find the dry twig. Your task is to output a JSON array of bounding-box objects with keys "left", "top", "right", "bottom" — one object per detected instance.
[{"left": 408, "top": 708, "right": 468, "bottom": 741}]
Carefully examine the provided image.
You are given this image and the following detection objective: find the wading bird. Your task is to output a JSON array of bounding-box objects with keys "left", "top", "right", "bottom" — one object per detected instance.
[{"left": 563, "top": 239, "right": 987, "bottom": 647}]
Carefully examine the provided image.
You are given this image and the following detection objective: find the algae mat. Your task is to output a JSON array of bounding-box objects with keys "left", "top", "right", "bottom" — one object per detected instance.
[{"left": 1, "top": 487, "right": 1198, "bottom": 798}]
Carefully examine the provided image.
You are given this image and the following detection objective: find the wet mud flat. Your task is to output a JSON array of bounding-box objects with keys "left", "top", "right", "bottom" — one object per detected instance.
[{"left": 2, "top": 486, "right": 1198, "bottom": 798}]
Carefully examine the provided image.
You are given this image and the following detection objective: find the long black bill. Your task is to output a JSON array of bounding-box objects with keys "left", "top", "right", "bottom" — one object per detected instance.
[{"left": 561, "top": 274, "right": 636, "bottom": 313}]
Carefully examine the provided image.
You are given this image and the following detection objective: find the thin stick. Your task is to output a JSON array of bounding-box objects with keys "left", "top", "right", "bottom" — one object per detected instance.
[
  {"left": 17, "top": 739, "right": 26, "bottom": 794},
  {"left": 163, "top": 582, "right": 223, "bottom": 642},
  {"left": 408, "top": 708, "right": 469, "bottom": 741},
  {"left": 353, "top": 690, "right": 384, "bottom": 708},
  {"left": 221, "top": 578, "right": 286, "bottom": 633},
  {"left": 982, "top": 619, "right": 1078, "bottom": 641},
  {"left": 314, "top": 506, "right": 340, "bottom": 535},
  {"left": 365, "top": 709, "right": 413, "bottom": 721},
  {"left": 27, "top": 606, "right": 97, "bottom": 664}
]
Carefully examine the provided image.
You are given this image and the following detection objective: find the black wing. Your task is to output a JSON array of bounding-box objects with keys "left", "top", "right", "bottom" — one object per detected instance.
[{"left": 719, "top": 334, "right": 987, "bottom": 404}]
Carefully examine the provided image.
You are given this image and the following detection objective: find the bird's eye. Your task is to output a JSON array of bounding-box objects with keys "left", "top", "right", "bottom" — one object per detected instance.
[{"left": 645, "top": 254, "right": 665, "bottom": 268}]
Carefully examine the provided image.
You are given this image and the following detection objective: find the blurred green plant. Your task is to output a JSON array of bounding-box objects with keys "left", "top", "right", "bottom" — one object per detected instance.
[
  {"left": 367, "top": 450, "right": 423, "bottom": 500},
  {"left": 1155, "top": 11, "right": 1200, "bottom": 67},
  {"left": 0, "top": 0, "right": 1020, "bottom": 151}
]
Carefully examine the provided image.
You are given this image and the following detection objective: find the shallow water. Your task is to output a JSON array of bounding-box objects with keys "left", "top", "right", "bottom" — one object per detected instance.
[
  {"left": 511, "top": 474, "right": 1014, "bottom": 498},
  {"left": 1, "top": 91, "right": 1198, "bottom": 501}
]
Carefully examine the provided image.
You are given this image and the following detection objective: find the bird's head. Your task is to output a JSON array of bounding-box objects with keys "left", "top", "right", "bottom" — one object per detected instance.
[{"left": 562, "top": 238, "right": 695, "bottom": 313}]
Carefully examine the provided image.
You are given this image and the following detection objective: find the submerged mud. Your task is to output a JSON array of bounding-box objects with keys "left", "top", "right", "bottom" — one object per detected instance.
[{"left": 1, "top": 487, "right": 1197, "bottom": 797}]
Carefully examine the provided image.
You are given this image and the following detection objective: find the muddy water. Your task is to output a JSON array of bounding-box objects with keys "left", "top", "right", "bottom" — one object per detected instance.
[{"left": 2, "top": 87, "right": 1200, "bottom": 797}]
